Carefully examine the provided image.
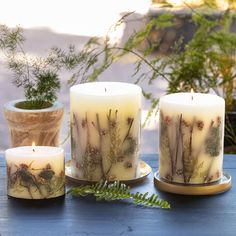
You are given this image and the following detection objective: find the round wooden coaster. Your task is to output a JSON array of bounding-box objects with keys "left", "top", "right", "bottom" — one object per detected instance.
[{"left": 154, "top": 172, "right": 232, "bottom": 195}]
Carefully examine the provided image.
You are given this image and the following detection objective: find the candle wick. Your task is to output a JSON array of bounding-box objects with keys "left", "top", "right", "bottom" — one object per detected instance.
[
  {"left": 105, "top": 88, "right": 107, "bottom": 92},
  {"left": 191, "top": 95, "right": 193, "bottom": 101},
  {"left": 33, "top": 148, "right": 35, "bottom": 152}
]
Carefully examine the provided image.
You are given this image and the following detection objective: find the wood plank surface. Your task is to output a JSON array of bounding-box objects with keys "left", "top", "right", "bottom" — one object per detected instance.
[{"left": 0, "top": 154, "right": 235, "bottom": 236}]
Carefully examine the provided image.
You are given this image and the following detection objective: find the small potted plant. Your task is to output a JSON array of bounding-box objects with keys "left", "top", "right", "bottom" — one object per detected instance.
[{"left": 0, "top": 24, "right": 64, "bottom": 147}]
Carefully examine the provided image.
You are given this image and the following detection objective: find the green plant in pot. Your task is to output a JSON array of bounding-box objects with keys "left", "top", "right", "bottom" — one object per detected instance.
[{"left": 0, "top": 24, "right": 64, "bottom": 147}]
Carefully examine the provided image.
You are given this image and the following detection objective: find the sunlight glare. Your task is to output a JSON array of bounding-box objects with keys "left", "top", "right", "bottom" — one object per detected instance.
[
  {"left": 0, "top": 0, "right": 150, "bottom": 37},
  {"left": 166, "top": 0, "right": 203, "bottom": 7}
]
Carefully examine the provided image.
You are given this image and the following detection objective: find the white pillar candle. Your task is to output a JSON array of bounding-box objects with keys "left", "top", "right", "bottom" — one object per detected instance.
[
  {"left": 159, "top": 92, "right": 225, "bottom": 184},
  {"left": 5, "top": 146, "right": 65, "bottom": 199},
  {"left": 70, "top": 82, "right": 142, "bottom": 181}
]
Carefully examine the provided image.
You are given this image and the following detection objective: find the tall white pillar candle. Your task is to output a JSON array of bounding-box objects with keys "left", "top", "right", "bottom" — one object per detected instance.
[
  {"left": 159, "top": 92, "right": 225, "bottom": 184},
  {"left": 5, "top": 146, "right": 65, "bottom": 199},
  {"left": 70, "top": 82, "right": 142, "bottom": 181}
]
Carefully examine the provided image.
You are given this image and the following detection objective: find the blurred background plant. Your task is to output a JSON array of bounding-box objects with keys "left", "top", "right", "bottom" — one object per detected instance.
[
  {"left": 152, "top": 0, "right": 236, "bottom": 9},
  {"left": 57, "top": 5, "right": 236, "bottom": 151}
]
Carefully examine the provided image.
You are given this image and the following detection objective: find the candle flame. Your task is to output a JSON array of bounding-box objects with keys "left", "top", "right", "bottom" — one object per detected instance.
[
  {"left": 32, "top": 142, "right": 35, "bottom": 152},
  {"left": 190, "top": 88, "right": 194, "bottom": 100}
]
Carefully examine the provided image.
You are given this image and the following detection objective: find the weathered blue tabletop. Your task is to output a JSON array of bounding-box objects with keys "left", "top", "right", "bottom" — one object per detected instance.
[{"left": 0, "top": 154, "right": 235, "bottom": 236}]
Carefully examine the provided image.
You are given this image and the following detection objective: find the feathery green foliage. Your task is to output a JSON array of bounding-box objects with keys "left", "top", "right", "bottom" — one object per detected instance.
[
  {"left": 121, "top": 9, "right": 236, "bottom": 147},
  {"left": 0, "top": 24, "right": 24, "bottom": 52},
  {"left": 115, "top": 10, "right": 236, "bottom": 112},
  {"left": 60, "top": 9, "right": 235, "bottom": 147},
  {"left": 48, "top": 42, "right": 113, "bottom": 85},
  {"left": 0, "top": 25, "right": 100, "bottom": 109},
  {"left": 80, "top": 9, "right": 236, "bottom": 109},
  {"left": 68, "top": 181, "right": 170, "bottom": 209},
  {"left": 0, "top": 24, "right": 62, "bottom": 109}
]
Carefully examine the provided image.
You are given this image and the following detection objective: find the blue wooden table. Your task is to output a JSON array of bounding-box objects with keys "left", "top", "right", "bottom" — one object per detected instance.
[{"left": 0, "top": 154, "right": 235, "bottom": 236}]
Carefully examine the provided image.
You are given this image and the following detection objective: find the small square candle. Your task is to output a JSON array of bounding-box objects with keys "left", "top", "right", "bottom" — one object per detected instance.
[{"left": 5, "top": 145, "right": 65, "bottom": 199}]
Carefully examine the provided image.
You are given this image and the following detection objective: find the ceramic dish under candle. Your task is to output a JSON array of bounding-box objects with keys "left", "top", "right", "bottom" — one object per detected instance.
[
  {"left": 5, "top": 146, "right": 65, "bottom": 199},
  {"left": 65, "top": 160, "right": 152, "bottom": 185}
]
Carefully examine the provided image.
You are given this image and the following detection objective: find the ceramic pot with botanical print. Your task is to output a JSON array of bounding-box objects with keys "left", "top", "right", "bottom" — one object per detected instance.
[{"left": 4, "top": 99, "right": 64, "bottom": 147}]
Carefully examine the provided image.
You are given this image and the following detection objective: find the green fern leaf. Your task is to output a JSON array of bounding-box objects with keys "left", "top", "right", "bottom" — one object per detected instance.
[{"left": 68, "top": 181, "right": 170, "bottom": 209}]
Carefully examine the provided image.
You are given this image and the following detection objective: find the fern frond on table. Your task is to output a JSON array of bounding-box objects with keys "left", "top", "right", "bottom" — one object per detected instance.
[{"left": 68, "top": 181, "right": 170, "bottom": 209}]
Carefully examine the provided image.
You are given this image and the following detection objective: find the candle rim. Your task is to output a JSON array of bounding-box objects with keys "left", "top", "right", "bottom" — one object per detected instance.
[
  {"left": 160, "top": 92, "right": 225, "bottom": 106},
  {"left": 5, "top": 146, "right": 64, "bottom": 157},
  {"left": 70, "top": 82, "right": 142, "bottom": 96}
]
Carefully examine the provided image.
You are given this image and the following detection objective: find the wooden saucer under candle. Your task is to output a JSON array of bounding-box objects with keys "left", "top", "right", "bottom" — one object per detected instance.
[{"left": 154, "top": 172, "right": 232, "bottom": 195}]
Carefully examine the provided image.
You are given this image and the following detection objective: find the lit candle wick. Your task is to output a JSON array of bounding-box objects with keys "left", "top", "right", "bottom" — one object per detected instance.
[
  {"left": 32, "top": 142, "right": 35, "bottom": 152},
  {"left": 190, "top": 88, "right": 194, "bottom": 101}
]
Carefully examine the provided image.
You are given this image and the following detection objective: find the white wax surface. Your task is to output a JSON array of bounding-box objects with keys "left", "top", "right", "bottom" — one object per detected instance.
[
  {"left": 5, "top": 146, "right": 64, "bottom": 174},
  {"left": 159, "top": 93, "right": 225, "bottom": 121},
  {"left": 6, "top": 146, "right": 64, "bottom": 157},
  {"left": 70, "top": 82, "right": 142, "bottom": 112},
  {"left": 70, "top": 81, "right": 142, "bottom": 117},
  {"left": 160, "top": 92, "right": 224, "bottom": 109},
  {"left": 70, "top": 82, "right": 141, "bottom": 96}
]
